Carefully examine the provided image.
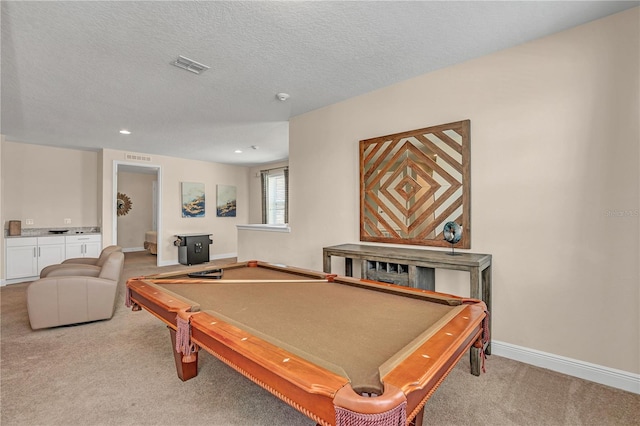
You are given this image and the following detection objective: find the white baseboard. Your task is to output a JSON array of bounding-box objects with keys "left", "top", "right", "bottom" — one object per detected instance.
[
  {"left": 1, "top": 277, "right": 36, "bottom": 286},
  {"left": 210, "top": 252, "right": 237, "bottom": 261},
  {"left": 491, "top": 340, "right": 640, "bottom": 394}
]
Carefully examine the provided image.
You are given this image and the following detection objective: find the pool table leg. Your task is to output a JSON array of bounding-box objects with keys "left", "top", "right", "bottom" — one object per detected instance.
[{"left": 168, "top": 326, "right": 198, "bottom": 381}]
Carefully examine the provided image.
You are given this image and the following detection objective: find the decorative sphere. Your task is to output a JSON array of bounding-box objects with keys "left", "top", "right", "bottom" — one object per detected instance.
[{"left": 443, "top": 221, "right": 462, "bottom": 244}]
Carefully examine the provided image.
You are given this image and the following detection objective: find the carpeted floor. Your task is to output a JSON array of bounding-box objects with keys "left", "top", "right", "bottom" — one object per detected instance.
[{"left": 1, "top": 251, "right": 639, "bottom": 425}]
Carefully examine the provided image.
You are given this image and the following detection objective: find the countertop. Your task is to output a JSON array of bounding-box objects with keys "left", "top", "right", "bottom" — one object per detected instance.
[{"left": 5, "top": 227, "right": 101, "bottom": 238}]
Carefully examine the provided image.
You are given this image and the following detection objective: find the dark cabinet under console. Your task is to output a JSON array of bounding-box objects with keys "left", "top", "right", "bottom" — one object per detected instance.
[{"left": 174, "top": 234, "right": 212, "bottom": 265}]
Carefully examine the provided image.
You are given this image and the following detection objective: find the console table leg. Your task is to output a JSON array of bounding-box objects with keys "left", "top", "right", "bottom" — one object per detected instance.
[
  {"left": 323, "top": 253, "right": 331, "bottom": 273},
  {"left": 470, "top": 346, "right": 481, "bottom": 377},
  {"left": 345, "top": 257, "right": 353, "bottom": 277},
  {"left": 482, "top": 265, "right": 492, "bottom": 355}
]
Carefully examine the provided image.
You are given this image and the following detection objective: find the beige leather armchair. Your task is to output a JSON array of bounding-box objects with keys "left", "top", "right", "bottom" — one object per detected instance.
[
  {"left": 27, "top": 251, "right": 125, "bottom": 330},
  {"left": 40, "top": 245, "right": 122, "bottom": 278}
]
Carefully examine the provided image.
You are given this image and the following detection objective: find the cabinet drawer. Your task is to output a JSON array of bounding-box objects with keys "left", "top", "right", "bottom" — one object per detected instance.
[
  {"left": 6, "top": 237, "right": 37, "bottom": 247},
  {"left": 65, "top": 234, "right": 101, "bottom": 244},
  {"left": 37, "top": 236, "right": 66, "bottom": 245}
]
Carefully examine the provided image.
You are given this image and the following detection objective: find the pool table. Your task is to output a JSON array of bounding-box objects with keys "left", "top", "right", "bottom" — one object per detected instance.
[{"left": 126, "top": 260, "right": 488, "bottom": 426}]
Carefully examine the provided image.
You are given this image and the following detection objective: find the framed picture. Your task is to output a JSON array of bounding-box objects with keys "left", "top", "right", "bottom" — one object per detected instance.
[
  {"left": 181, "top": 182, "right": 205, "bottom": 218},
  {"left": 217, "top": 185, "right": 237, "bottom": 217}
]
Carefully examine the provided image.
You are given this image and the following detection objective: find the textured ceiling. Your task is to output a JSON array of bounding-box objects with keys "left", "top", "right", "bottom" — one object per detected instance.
[{"left": 1, "top": 1, "right": 637, "bottom": 166}]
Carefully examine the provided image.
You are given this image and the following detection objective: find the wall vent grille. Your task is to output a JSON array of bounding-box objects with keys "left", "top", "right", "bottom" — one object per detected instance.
[
  {"left": 172, "top": 56, "right": 210, "bottom": 74},
  {"left": 125, "top": 153, "right": 152, "bottom": 162}
]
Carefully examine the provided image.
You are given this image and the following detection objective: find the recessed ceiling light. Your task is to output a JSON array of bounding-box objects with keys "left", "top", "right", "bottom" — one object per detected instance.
[
  {"left": 119, "top": 129, "right": 131, "bottom": 135},
  {"left": 234, "top": 149, "right": 243, "bottom": 154}
]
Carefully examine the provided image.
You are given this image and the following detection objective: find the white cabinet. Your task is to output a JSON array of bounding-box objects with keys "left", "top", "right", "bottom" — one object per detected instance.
[
  {"left": 6, "top": 238, "right": 38, "bottom": 279},
  {"left": 65, "top": 235, "right": 101, "bottom": 259},
  {"left": 37, "top": 237, "right": 66, "bottom": 273},
  {"left": 5, "top": 236, "right": 66, "bottom": 279}
]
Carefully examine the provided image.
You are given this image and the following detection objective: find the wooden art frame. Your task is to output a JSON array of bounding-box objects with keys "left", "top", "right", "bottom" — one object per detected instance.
[{"left": 360, "top": 120, "right": 471, "bottom": 248}]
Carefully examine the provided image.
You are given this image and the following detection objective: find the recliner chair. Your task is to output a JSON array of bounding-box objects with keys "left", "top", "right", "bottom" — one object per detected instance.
[
  {"left": 39, "top": 245, "right": 122, "bottom": 278},
  {"left": 27, "top": 251, "right": 125, "bottom": 330}
]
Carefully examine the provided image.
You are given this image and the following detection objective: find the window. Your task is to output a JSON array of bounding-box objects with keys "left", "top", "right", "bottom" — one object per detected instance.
[{"left": 261, "top": 167, "right": 288, "bottom": 224}]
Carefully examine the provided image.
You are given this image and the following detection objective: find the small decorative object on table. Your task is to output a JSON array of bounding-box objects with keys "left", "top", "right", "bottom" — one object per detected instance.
[{"left": 443, "top": 221, "right": 462, "bottom": 255}]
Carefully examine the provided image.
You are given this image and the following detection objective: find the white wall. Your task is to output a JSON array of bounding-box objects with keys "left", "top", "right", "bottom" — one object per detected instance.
[{"left": 239, "top": 8, "right": 639, "bottom": 377}]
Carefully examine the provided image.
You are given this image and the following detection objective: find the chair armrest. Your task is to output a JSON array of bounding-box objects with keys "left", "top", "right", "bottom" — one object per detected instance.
[
  {"left": 62, "top": 257, "right": 99, "bottom": 265},
  {"left": 41, "top": 264, "right": 101, "bottom": 278}
]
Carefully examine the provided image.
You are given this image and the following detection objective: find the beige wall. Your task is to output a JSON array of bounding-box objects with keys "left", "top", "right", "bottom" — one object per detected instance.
[
  {"left": 1, "top": 143, "right": 251, "bottom": 276},
  {"left": 1, "top": 141, "right": 100, "bottom": 229},
  {"left": 100, "top": 149, "right": 249, "bottom": 265},
  {"left": 117, "top": 171, "right": 155, "bottom": 250},
  {"left": 0, "top": 135, "right": 4, "bottom": 279},
  {"left": 0, "top": 140, "right": 100, "bottom": 280},
  {"left": 239, "top": 8, "right": 639, "bottom": 375}
]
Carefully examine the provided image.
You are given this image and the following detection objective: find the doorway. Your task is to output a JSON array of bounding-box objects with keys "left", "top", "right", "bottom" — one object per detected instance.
[{"left": 113, "top": 162, "right": 162, "bottom": 266}]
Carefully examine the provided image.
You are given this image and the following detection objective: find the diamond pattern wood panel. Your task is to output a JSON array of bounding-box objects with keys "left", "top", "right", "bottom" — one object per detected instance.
[{"left": 360, "top": 120, "right": 470, "bottom": 248}]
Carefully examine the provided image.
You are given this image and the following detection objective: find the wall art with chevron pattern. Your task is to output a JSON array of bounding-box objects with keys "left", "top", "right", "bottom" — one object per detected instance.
[{"left": 360, "top": 120, "right": 471, "bottom": 248}]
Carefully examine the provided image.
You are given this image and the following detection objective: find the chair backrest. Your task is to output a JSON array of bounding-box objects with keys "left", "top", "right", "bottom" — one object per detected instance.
[
  {"left": 98, "top": 251, "right": 125, "bottom": 282},
  {"left": 95, "top": 245, "right": 123, "bottom": 267}
]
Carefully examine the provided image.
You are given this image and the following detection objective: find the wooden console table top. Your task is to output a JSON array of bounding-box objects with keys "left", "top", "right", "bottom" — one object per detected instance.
[{"left": 323, "top": 243, "right": 491, "bottom": 270}]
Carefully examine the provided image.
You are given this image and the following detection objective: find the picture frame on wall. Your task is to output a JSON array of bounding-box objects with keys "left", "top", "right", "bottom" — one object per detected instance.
[
  {"left": 216, "top": 185, "right": 237, "bottom": 217},
  {"left": 181, "top": 182, "right": 205, "bottom": 218}
]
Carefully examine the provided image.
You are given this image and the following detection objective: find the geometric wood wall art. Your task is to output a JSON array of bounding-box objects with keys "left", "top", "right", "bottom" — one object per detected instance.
[{"left": 360, "top": 120, "right": 470, "bottom": 248}]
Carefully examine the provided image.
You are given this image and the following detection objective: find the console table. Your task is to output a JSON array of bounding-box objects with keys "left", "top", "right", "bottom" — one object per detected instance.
[{"left": 323, "top": 243, "right": 492, "bottom": 375}]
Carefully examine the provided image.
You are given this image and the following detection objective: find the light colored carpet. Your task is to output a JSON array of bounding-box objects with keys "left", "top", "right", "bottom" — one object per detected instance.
[{"left": 1, "top": 252, "right": 638, "bottom": 425}]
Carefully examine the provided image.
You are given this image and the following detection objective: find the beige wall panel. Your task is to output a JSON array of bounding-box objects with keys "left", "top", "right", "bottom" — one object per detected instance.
[
  {"left": 239, "top": 9, "right": 639, "bottom": 373},
  {"left": 100, "top": 149, "right": 249, "bottom": 265},
  {"left": 1, "top": 141, "right": 99, "bottom": 229}
]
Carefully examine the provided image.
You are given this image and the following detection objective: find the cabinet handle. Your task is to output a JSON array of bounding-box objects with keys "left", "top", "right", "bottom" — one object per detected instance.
[
  {"left": 34, "top": 247, "right": 37, "bottom": 258},
  {"left": 38, "top": 247, "right": 41, "bottom": 257}
]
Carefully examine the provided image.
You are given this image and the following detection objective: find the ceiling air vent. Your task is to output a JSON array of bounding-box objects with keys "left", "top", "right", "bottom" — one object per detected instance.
[
  {"left": 125, "top": 153, "right": 152, "bottom": 162},
  {"left": 171, "top": 56, "right": 210, "bottom": 74}
]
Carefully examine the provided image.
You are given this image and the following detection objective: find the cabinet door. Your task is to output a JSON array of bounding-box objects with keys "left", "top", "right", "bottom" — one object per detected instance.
[
  {"left": 84, "top": 241, "right": 101, "bottom": 258},
  {"left": 37, "top": 244, "right": 66, "bottom": 273},
  {"left": 65, "top": 243, "right": 84, "bottom": 259},
  {"left": 6, "top": 245, "right": 38, "bottom": 279}
]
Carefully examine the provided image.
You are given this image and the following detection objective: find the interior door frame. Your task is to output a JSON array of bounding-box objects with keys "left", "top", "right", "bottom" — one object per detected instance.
[{"left": 112, "top": 161, "right": 162, "bottom": 266}]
